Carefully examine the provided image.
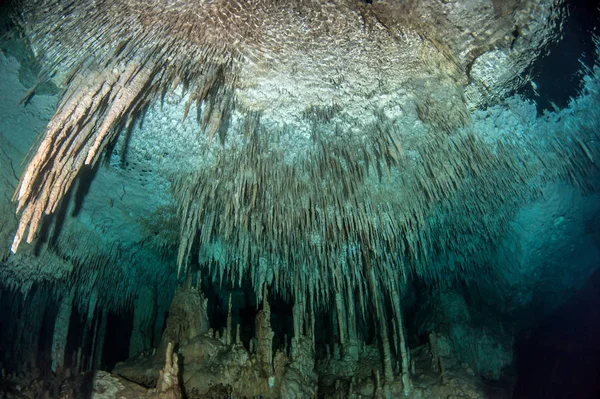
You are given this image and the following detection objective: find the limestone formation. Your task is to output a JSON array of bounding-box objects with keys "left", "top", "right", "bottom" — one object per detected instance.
[
  {"left": 130, "top": 286, "right": 158, "bottom": 358},
  {"left": 153, "top": 343, "right": 182, "bottom": 399},
  {"left": 51, "top": 290, "right": 74, "bottom": 373},
  {"left": 0, "top": 0, "right": 599, "bottom": 398}
]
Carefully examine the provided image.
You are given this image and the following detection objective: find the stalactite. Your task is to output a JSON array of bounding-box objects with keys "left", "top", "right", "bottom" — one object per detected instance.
[
  {"left": 8, "top": 290, "right": 27, "bottom": 369},
  {"left": 170, "top": 121, "right": 563, "bottom": 331},
  {"left": 379, "top": 314, "right": 394, "bottom": 384},
  {"left": 51, "top": 290, "right": 74, "bottom": 373},
  {"left": 93, "top": 310, "right": 108, "bottom": 370},
  {"left": 130, "top": 286, "right": 157, "bottom": 358},
  {"left": 344, "top": 272, "right": 358, "bottom": 345},
  {"left": 12, "top": 62, "right": 155, "bottom": 253},
  {"left": 396, "top": 301, "right": 412, "bottom": 395},
  {"left": 292, "top": 302, "right": 303, "bottom": 348},
  {"left": 153, "top": 288, "right": 174, "bottom": 349},
  {"left": 334, "top": 291, "right": 347, "bottom": 347},
  {"left": 309, "top": 292, "right": 316, "bottom": 348},
  {"left": 75, "top": 347, "right": 83, "bottom": 374},
  {"left": 80, "top": 290, "right": 98, "bottom": 373},
  {"left": 368, "top": 269, "right": 393, "bottom": 384},
  {"left": 384, "top": 281, "right": 413, "bottom": 394},
  {"left": 89, "top": 313, "right": 99, "bottom": 371},
  {"left": 18, "top": 287, "right": 48, "bottom": 371}
]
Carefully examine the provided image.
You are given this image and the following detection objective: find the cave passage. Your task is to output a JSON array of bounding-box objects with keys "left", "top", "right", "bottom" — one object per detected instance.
[{"left": 513, "top": 265, "right": 600, "bottom": 399}]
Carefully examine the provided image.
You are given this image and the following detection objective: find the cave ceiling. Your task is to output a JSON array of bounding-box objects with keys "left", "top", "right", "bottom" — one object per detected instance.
[{"left": 1, "top": 0, "right": 598, "bottom": 331}]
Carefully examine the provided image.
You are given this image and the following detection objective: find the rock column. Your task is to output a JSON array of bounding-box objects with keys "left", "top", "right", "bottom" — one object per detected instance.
[{"left": 51, "top": 290, "right": 74, "bottom": 372}]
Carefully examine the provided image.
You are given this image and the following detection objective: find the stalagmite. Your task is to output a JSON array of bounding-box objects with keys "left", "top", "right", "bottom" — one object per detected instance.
[
  {"left": 226, "top": 293, "right": 233, "bottom": 346},
  {"left": 157, "top": 282, "right": 209, "bottom": 359},
  {"left": 429, "top": 332, "right": 447, "bottom": 385},
  {"left": 255, "top": 290, "right": 274, "bottom": 373},
  {"left": 154, "top": 342, "right": 182, "bottom": 399},
  {"left": 51, "top": 290, "right": 74, "bottom": 373}
]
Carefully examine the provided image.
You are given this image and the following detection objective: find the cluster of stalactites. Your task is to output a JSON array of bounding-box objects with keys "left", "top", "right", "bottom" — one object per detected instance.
[
  {"left": 11, "top": 0, "right": 242, "bottom": 253},
  {"left": 173, "top": 278, "right": 412, "bottom": 392},
  {"left": 231, "top": 284, "right": 412, "bottom": 391},
  {"left": 172, "top": 100, "right": 600, "bottom": 395},
  {"left": 9, "top": 0, "right": 455, "bottom": 256},
  {"left": 173, "top": 116, "right": 535, "bottom": 317}
]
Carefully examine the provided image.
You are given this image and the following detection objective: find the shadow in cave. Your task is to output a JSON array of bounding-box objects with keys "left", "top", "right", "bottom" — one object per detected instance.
[
  {"left": 103, "top": 311, "right": 133, "bottom": 371},
  {"left": 77, "top": 372, "right": 95, "bottom": 399},
  {"left": 103, "top": 102, "right": 152, "bottom": 169},
  {"left": 513, "top": 266, "right": 600, "bottom": 399},
  {"left": 32, "top": 164, "right": 100, "bottom": 255},
  {"left": 177, "top": 349, "right": 188, "bottom": 399},
  {"left": 70, "top": 164, "right": 101, "bottom": 218},
  {"left": 33, "top": 186, "right": 73, "bottom": 256}
]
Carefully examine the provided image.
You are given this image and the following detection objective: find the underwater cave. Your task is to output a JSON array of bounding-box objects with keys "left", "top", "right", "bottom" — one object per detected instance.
[{"left": 0, "top": 0, "right": 599, "bottom": 398}]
